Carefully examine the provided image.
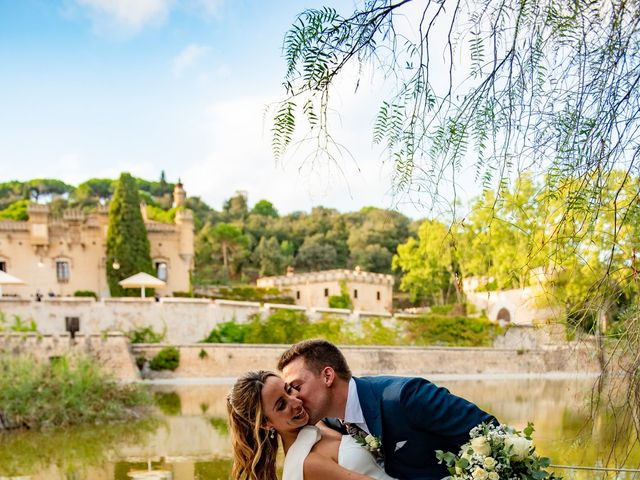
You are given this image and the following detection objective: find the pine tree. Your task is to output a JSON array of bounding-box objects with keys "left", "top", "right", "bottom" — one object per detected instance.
[{"left": 106, "top": 173, "right": 153, "bottom": 296}]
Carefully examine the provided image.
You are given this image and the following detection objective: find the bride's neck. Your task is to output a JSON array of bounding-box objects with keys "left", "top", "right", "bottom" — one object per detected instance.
[{"left": 280, "top": 428, "right": 302, "bottom": 453}]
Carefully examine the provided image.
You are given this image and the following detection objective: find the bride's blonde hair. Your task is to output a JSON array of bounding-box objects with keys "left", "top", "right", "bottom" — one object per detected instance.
[{"left": 227, "top": 370, "right": 280, "bottom": 480}]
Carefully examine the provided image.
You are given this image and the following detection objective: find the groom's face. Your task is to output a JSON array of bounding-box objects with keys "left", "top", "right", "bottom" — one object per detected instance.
[{"left": 282, "top": 357, "right": 331, "bottom": 425}]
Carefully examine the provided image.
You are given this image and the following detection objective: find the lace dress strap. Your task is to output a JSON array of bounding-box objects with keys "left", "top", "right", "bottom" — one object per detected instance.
[{"left": 283, "top": 425, "right": 322, "bottom": 480}]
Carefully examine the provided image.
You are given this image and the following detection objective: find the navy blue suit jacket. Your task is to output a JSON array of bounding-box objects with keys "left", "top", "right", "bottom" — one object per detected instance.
[{"left": 353, "top": 376, "right": 497, "bottom": 480}]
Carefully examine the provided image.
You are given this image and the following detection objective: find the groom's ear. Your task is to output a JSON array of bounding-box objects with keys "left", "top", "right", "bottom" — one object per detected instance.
[{"left": 321, "top": 366, "right": 336, "bottom": 387}]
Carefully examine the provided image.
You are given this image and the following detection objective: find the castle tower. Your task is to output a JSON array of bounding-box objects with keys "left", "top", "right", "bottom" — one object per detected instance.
[{"left": 173, "top": 180, "right": 186, "bottom": 208}]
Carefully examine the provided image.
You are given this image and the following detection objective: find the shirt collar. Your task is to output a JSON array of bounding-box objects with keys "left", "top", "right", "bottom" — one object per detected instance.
[{"left": 344, "top": 377, "right": 368, "bottom": 430}]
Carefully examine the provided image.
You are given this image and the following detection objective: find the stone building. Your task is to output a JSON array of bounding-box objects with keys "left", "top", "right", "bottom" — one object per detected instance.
[
  {"left": 257, "top": 267, "right": 394, "bottom": 314},
  {"left": 0, "top": 183, "right": 193, "bottom": 297}
]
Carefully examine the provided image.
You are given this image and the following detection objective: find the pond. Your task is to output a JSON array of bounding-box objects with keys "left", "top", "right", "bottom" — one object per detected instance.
[{"left": 1, "top": 375, "right": 638, "bottom": 480}]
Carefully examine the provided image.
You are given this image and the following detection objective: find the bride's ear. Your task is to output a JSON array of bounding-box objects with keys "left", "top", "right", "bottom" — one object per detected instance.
[{"left": 322, "top": 367, "right": 336, "bottom": 387}]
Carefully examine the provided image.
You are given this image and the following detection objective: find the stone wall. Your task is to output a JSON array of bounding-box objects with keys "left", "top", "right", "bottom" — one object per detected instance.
[
  {"left": 133, "top": 343, "right": 601, "bottom": 379},
  {"left": 0, "top": 332, "right": 139, "bottom": 381},
  {"left": 0, "top": 297, "right": 390, "bottom": 344}
]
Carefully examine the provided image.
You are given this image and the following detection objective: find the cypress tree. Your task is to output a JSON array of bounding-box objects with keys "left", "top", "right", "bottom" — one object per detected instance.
[{"left": 106, "top": 173, "right": 153, "bottom": 296}]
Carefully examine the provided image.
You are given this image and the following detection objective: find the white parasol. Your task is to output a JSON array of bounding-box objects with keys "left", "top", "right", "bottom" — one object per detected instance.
[
  {"left": 118, "top": 272, "right": 166, "bottom": 298},
  {"left": 0, "top": 270, "right": 26, "bottom": 297}
]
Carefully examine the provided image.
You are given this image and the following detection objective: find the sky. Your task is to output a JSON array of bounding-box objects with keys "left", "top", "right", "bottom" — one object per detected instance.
[{"left": 1, "top": 0, "right": 452, "bottom": 217}]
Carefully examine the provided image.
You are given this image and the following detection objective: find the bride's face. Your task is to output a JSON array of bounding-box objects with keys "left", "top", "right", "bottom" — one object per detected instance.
[{"left": 260, "top": 375, "right": 309, "bottom": 434}]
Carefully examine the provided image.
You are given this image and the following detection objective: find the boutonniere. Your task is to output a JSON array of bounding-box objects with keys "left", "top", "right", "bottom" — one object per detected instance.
[{"left": 355, "top": 433, "right": 384, "bottom": 458}]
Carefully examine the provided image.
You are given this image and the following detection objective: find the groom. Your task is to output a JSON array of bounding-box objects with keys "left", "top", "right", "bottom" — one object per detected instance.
[{"left": 278, "top": 339, "right": 498, "bottom": 480}]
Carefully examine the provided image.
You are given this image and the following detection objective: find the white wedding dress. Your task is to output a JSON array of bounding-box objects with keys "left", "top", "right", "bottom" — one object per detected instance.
[{"left": 283, "top": 425, "right": 395, "bottom": 480}]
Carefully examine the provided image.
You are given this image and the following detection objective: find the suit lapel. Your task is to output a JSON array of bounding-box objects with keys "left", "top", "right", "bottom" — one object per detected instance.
[{"left": 354, "top": 377, "right": 383, "bottom": 439}]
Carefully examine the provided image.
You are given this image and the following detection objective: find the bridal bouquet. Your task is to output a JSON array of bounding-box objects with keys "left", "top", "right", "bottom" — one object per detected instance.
[{"left": 436, "top": 423, "right": 561, "bottom": 480}]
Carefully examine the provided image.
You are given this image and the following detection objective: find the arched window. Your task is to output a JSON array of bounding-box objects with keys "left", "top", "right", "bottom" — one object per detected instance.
[{"left": 496, "top": 308, "right": 511, "bottom": 323}]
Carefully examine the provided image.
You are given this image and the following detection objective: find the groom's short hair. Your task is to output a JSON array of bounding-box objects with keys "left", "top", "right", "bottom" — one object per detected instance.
[{"left": 278, "top": 339, "right": 352, "bottom": 381}]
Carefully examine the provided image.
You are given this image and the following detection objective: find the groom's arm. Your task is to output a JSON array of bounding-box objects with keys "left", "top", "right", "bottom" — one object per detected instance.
[{"left": 398, "top": 377, "right": 498, "bottom": 445}]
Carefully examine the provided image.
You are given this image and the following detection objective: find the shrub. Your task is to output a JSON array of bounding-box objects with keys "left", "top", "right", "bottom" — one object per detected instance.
[
  {"left": 244, "top": 310, "right": 309, "bottom": 344},
  {"left": 73, "top": 290, "right": 98, "bottom": 299},
  {"left": 149, "top": 347, "right": 180, "bottom": 371},
  {"left": 126, "top": 326, "right": 165, "bottom": 344},
  {"left": 400, "top": 314, "right": 503, "bottom": 347},
  {"left": 202, "top": 320, "right": 248, "bottom": 343},
  {"left": 0, "top": 355, "right": 151, "bottom": 429}
]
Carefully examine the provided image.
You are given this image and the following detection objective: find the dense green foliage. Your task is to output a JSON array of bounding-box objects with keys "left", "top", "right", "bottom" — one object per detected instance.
[
  {"left": 0, "top": 355, "right": 150, "bottom": 429},
  {"left": 0, "top": 176, "right": 414, "bottom": 289},
  {"left": 393, "top": 172, "right": 640, "bottom": 331},
  {"left": 0, "top": 199, "right": 29, "bottom": 220},
  {"left": 202, "top": 308, "right": 500, "bottom": 347},
  {"left": 73, "top": 290, "right": 98, "bottom": 299},
  {"left": 106, "top": 173, "right": 154, "bottom": 297},
  {"left": 149, "top": 347, "right": 180, "bottom": 371},
  {"left": 126, "top": 326, "right": 166, "bottom": 344}
]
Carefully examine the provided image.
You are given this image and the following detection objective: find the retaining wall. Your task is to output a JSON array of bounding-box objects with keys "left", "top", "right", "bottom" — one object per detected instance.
[
  {"left": 132, "top": 343, "right": 602, "bottom": 379},
  {"left": 0, "top": 332, "right": 139, "bottom": 381}
]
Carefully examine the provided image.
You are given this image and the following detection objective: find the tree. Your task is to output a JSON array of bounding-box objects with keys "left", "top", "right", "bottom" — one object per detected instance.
[
  {"left": 208, "top": 223, "right": 250, "bottom": 280},
  {"left": 25, "top": 179, "right": 73, "bottom": 202},
  {"left": 295, "top": 236, "right": 338, "bottom": 271},
  {"left": 106, "top": 173, "right": 153, "bottom": 296},
  {"left": 393, "top": 219, "right": 462, "bottom": 305},
  {"left": 251, "top": 199, "right": 279, "bottom": 218},
  {"left": 223, "top": 192, "right": 249, "bottom": 221},
  {"left": 72, "top": 178, "right": 114, "bottom": 209},
  {"left": 252, "top": 236, "right": 289, "bottom": 277}
]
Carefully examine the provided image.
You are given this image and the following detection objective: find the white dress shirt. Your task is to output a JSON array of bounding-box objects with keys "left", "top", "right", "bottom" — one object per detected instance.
[{"left": 343, "top": 377, "right": 371, "bottom": 434}]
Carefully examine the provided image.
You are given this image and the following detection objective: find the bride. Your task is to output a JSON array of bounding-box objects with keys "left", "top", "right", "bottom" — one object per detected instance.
[{"left": 227, "top": 370, "right": 395, "bottom": 480}]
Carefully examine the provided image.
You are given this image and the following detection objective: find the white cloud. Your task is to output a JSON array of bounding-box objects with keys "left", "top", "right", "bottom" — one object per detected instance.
[
  {"left": 71, "top": 0, "right": 226, "bottom": 36},
  {"left": 74, "top": 0, "right": 171, "bottom": 35},
  {"left": 172, "top": 43, "right": 211, "bottom": 78}
]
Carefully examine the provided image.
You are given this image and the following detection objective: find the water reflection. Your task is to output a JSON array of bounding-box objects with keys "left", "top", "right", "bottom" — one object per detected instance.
[{"left": 2, "top": 376, "right": 638, "bottom": 479}]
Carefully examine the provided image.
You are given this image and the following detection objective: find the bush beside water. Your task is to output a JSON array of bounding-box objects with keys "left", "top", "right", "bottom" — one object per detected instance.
[
  {"left": 149, "top": 347, "right": 180, "bottom": 371},
  {"left": 0, "top": 355, "right": 151, "bottom": 430}
]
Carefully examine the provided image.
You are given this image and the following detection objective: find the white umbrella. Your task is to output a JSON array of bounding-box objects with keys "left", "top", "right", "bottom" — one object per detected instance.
[
  {"left": 118, "top": 272, "right": 166, "bottom": 298},
  {"left": 0, "top": 270, "right": 25, "bottom": 297}
]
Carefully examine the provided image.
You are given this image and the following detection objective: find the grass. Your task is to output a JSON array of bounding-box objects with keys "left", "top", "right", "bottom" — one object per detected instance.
[{"left": 0, "top": 355, "right": 152, "bottom": 430}]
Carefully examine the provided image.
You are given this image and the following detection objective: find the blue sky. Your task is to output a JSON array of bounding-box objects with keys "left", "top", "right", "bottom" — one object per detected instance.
[{"left": 1, "top": 0, "right": 483, "bottom": 218}]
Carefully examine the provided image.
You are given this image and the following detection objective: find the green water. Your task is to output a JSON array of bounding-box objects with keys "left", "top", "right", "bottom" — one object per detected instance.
[{"left": 1, "top": 376, "right": 638, "bottom": 479}]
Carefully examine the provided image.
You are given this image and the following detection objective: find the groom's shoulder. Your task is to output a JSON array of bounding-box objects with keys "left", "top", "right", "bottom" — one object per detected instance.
[{"left": 357, "top": 374, "right": 431, "bottom": 392}]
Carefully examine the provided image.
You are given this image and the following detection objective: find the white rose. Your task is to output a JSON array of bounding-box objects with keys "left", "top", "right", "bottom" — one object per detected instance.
[
  {"left": 472, "top": 467, "right": 488, "bottom": 480},
  {"left": 460, "top": 443, "right": 473, "bottom": 460},
  {"left": 488, "top": 472, "right": 499, "bottom": 480},
  {"left": 364, "top": 434, "right": 381, "bottom": 449},
  {"left": 483, "top": 457, "right": 497, "bottom": 469},
  {"left": 504, "top": 435, "right": 532, "bottom": 461},
  {"left": 470, "top": 436, "right": 492, "bottom": 456}
]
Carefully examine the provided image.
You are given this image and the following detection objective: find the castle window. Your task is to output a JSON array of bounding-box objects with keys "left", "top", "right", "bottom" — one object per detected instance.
[
  {"left": 376, "top": 291, "right": 381, "bottom": 301},
  {"left": 324, "top": 288, "right": 329, "bottom": 297},
  {"left": 296, "top": 290, "right": 300, "bottom": 300},
  {"left": 155, "top": 261, "right": 168, "bottom": 282},
  {"left": 56, "top": 261, "right": 70, "bottom": 283},
  {"left": 0, "top": 261, "right": 6, "bottom": 272},
  {"left": 353, "top": 289, "right": 358, "bottom": 299}
]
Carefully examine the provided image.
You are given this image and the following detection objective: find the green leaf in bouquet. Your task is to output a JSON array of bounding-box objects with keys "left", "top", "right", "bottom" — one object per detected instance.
[
  {"left": 538, "top": 457, "right": 551, "bottom": 467},
  {"left": 531, "top": 469, "right": 549, "bottom": 479},
  {"left": 523, "top": 422, "right": 535, "bottom": 438}
]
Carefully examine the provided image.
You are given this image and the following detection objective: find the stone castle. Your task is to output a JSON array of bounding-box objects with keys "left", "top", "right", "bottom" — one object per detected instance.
[{"left": 0, "top": 182, "right": 193, "bottom": 297}]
